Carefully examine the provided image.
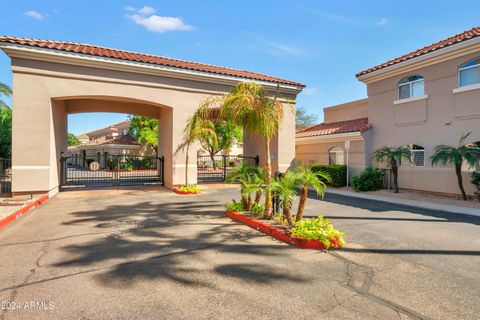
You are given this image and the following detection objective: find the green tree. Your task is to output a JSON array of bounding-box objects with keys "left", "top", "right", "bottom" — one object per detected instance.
[
  {"left": 221, "top": 82, "right": 291, "bottom": 219},
  {"left": 0, "top": 106, "right": 12, "bottom": 158},
  {"left": 128, "top": 115, "right": 159, "bottom": 151},
  {"left": 226, "top": 163, "right": 263, "bottom": 210},
  {"left": 296, "top": 106, "right": 319, "bottom": 131},
  {"left": 372, "top": 146, "right": 411, "bottom": 193},
  {"left": 295, "top": 163, "right": 330, "bottom": 222},
  {"left": 67, "top": 133, "right": 81, "bottom": 146},
  {"left": 271, "top": 170, "right": 299, "bottom": 227},
  {"left": 431, "top": 132, "right": 480, "bottom": 200},
  {"left": 0, "top": 82, "right": 12, "bottom": 110},
  {"left": 198, "top": 120, "right": 243, "bottom": 169},
  {"left": 180, "top": 105, "right": 217, "bottom": 186}
]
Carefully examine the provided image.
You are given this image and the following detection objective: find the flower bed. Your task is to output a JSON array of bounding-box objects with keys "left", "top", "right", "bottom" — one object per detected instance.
[
  {"left": 172, "top": 185, "right": 201, "bottom": 195},
  {"left": 225, "top": 211, "right": 342, "bottom": 250}
]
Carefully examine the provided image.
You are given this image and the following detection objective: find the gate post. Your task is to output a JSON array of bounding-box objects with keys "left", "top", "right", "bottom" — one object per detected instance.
[
  {"left": 60, "top": 155, "right": 65, "bottom": 190},
  {"left": 223, "top": 155, "right": 228, "bottom": 182},
  {"left": 159, "top": 156, "right": 165, "bottom": 185}
]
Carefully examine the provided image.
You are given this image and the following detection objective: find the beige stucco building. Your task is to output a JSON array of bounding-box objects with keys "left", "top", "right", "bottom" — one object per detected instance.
[
  {"left": 297, "top": 26, "right": 480, "bottom": 196},
  {"left": 0, "top": 36, "right": 303, "bottom": 196}
]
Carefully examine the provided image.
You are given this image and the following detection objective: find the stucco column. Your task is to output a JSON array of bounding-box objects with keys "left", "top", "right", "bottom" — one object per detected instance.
[{"left": 243, "top": 103, "right": 296, "bottom": 174}]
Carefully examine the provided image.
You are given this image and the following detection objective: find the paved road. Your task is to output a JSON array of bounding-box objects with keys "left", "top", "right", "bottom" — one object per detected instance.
[{"left": 0, "top": 187, "right": 478, "bottom": 319}]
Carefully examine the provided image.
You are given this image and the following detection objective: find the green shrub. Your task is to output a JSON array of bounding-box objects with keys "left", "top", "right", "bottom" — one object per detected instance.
[
  {"left": 352, "top": 168, "right": 384, "bottom": 192},
  {"left": 249, "top": 202, "right": 265, "bottom": 216},
  {"left": 471, "top": 172, "right": 480, "bottom": 200},
  {"left": 178, "top": 185, "right": 201, "bottom": 194},
  {"left": 311, "top": 165, "right": 346, "bottom": 187},
  {"left": 225, "top": 200, "right": 244, "bottom": 212},
  {"left": 290, "top": 216, "right": 345, "bottom": 249}
]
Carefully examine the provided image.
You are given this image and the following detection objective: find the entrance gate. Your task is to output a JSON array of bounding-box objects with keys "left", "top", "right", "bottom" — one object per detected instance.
[
  {"left": 60, "top": 155, "right": 164, "bottom": 190},
  {"left": 197, "top": 155, "right": 259, "bottom": 183}
]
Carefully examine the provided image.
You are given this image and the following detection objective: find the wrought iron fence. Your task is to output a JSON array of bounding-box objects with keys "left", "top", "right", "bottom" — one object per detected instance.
[
  {"left": 197, "top": 154, "right": 259, "bottom": 183},
  {"left": 0, "top": 158, "right": 12, "bottom": 195},
  {"left": 60, "top": 154, "right": 164, "bottom": 190}
]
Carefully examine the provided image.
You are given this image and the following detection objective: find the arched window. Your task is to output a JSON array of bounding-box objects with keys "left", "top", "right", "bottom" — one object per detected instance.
[
  {"left": 328, "top": 147, "right": 344, "bottom": 165},
  {"left": 408, "top": 144, "right": 425, "bottom": 167},
  {"left": 398, "top": 75, "right": 424, "bottom": 100},
  {"left": 459, "top": 58, "right": 480, "bottom": 87}
]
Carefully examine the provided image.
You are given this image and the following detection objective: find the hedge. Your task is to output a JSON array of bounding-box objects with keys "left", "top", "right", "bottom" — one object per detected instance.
[
  {"left": 352, "top": 168, "right": 384, "bottom": 192},
  {"left": 311, "top": 164, "right": 347, "bottom": 187}
]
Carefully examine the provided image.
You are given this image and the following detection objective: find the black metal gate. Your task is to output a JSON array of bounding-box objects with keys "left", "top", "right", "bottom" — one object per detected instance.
[
  {"left": 60, "top": 154, "right": 164, "bottom": 190},
  {"left": 0, "top": 158, "right": 12, "bottom": 195},
  {"left": 197, "top": 154, "right": 259, "bottom": 183}
]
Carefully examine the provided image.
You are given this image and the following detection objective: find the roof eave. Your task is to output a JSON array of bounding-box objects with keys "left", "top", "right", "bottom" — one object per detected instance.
[
  {"left": 356, "top": 35, "right": 480, "bottom": 84},
  {"left": 0, "top": 42, "right": 305, "bottom": 94}
]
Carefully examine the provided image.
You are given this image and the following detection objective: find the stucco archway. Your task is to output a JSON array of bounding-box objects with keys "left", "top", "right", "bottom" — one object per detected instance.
[{"left": 0, "top": 36, "right": 303, "bottom": 196}]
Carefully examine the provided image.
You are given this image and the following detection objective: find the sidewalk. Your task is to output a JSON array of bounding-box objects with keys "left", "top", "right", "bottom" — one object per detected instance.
[{"left": 325, "top": 188, "right": 480, "bottom": 217}]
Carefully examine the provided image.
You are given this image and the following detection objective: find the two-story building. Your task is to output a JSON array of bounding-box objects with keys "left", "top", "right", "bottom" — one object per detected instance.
[{"left": 297, "top": 26, "right": 480, "bottom": 196}]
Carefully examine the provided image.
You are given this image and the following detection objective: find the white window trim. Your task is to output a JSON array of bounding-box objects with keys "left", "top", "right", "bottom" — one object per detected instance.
[
  {"left": 393, "top": 94, "right": 428, "bottom": 105},
  {"left": 458, "top": 61, "right": 480, "bottom": 88},
  {"left": 398, "top": 77, "right": 425, "bottom": 100},
  {"left": 452, "top": 82, "right": 480, "bottom": 94}
]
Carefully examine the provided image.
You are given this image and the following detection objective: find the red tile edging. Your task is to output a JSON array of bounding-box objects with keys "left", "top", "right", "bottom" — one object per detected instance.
[
  {"left": 0, "top": 195, "right": 49, "bottom": 229},
  {"left": 225, "top": 211, "right": 333, "bottom": 250}
]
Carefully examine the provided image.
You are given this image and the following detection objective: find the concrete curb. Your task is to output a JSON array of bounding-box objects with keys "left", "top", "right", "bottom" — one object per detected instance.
[
  {"left": 0, "top": 195, "right": 49, "bottom": 229},
  {"left": 325, "top": 189, "right": 480, "bottom": 217}
]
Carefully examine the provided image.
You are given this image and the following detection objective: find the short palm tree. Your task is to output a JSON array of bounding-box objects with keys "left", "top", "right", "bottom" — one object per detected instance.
[
  {"left": 0, "top": 82, "right": 12, "bottom": 110},
  {"left": 431, "top": 132, "right": 480, "bottom": 200},
  {"left": 181, "top": 105, "right": 217, "bottom": 186},
  {"left": 372, "top": 146, "right": 411, "bottom": 193},
  {"left": 271, "top": 170, "right": 299, "bottom": 227},
  {"left": 295, "top": 163, "right": 331, "bottom": 222},
  {"left": 226, "top": 163, "right": 254, "bottom": 208},
  {"left": 221, "top": 82, "right": 291, "bottom": 219}
]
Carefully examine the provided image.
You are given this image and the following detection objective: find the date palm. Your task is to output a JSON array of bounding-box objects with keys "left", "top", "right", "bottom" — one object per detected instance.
[
  {"left": 372, "top": 146, "right": 411, "bottom": 193},
  {"left": 0, "top": 82, "right": 12, "bottom": 110},
  {"left": 295, "top": 163, "right": 331, "bottom": 222},
  {"left": 221, "top": 82, "right": 291, "bottom": 219},
  {"left": 226, "top": 162, "right": 253, "bottom": 208},
  {"left": 181, "top": 104, "right": 217, "bottom": 186},
  {"left": 431, "top": 132, "right": 480, "bottom": 200},
  {"left": 271, "top": 170, "right": 299, "bottom": 227}
]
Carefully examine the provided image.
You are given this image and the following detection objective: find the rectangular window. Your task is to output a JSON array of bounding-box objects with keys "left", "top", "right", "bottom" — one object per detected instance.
[
  {"left": 411, "top": 150, "right": 425, "bottom": 167},
  {"left": 398, "top": 83, "right": 411, "bottom": 99},
  {"left": 412, "top": 81, "right": 424, "bottom": 97},
  {"left": 459, "top": 65, "right": 480, "bottom": 87}
]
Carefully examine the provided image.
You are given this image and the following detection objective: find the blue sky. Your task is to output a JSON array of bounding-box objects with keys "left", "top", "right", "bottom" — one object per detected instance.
[{"left": 1, "top": 1, "right": 479, "bottom": 135}]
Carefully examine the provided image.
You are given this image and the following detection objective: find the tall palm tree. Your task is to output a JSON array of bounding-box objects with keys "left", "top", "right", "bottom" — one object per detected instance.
[
  {"left": 295, "top": 163, "right": 331, "bottom": 222},
  {"left": 0, "top": 82, "right": 12, "bottom": 110},
  {"left": 181, "top": 105, "right": 217, "bottom": 186},
  {"left": 372, "top": 146, "right": 411, "bottom": 193},
  {"left": 431, "top": 132, "right": 480, "bottom": 200},
  {"left": 220, "top": 82, "right": 291, "bottom": 219},
  {"left": 271, "top": 170, "right": 299, "bottom": 227}
]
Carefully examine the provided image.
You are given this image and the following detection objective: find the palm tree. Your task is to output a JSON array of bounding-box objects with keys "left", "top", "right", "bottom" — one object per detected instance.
[
  {"left": 295, "top": 163, "right": 331, "bottom": 222},
  {"left": 0, "top": 82, "right": 12, "bottom": 110},
  {"left": 271, "top": 170, "right": 299, "bottom": 227},
  {"left": 220, "top": 82, "right": 291, "bottom": 219},
  {"left": 226, "top": 162, "right": 253, "bottom": 208},
  {"left": 181, "top": 105, "right": 217, "bottom": 186},
  {"left": 251, "top": 166, "right": 265, "bottom": 205},
  {"left": 372, "top": 146, "right": 411, "bottom": 193},
  {"left": 431, "top": 132, "right": 480, "bottom": 200}
]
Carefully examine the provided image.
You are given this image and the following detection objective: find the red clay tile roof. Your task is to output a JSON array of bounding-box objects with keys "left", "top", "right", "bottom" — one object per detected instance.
[
  {"left": 0, "top": 36, "right": 305, "bottom": 87},
  {"left": 81, "top": 134, "right": 139, "bottom": 146},
  {"left": 80, "top": 120, "right": 131, "bottom": 136},
  {"left": 356, "top": 26, "right": 480, "bottom": 77},
  {"left": 296, "top": 118, "right": 370, "bottom": 138}
]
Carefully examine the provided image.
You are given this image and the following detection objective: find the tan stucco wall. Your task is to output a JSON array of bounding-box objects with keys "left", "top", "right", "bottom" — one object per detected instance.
[
  {"left": 365, "top": 50, "right": 480, "bottom": 195},
  {"left": 323, "top": 98, "right": 368, "bottom": 123},
  {"left": 9, "top": 56, "right": 298, "bottom": 195},
  {"left": 296, "top": 138, "right": 367, "bottom": 179}
]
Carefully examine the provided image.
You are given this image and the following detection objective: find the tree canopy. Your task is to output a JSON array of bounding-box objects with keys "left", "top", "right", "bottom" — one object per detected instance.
[
  {"left": 67, "top": 133, "right": 81, "bottom": 146},
  {"left": 198, "top": 120, "right": 243, "bottom": 157},
  {"left": 296, "top": 106, "right": 319, "bottom": 131},
  {"left": 0, "top": 106, "right": 12, "bottom": 158},
  {"left": 128, "top": 115, "right": 159, "bottom": 149}
]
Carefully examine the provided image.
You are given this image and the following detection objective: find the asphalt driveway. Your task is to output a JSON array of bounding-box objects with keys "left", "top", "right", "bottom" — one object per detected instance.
[{"left": 0, "top": 186, "right": 479, "bottom": 319}]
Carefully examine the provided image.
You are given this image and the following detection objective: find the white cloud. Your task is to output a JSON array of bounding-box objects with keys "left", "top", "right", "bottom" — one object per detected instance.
[
  {"left": 264, "top": 42, "right": 307, "bottom": 58},
  {"left": 24, "top": 10, "right": 44, "bottom": 20},
  {"left": 377, "top": 18, "right": 388, "bottom": 27},
  {"left": 125, "top": 6, "right": 193, "bottom": 33}
]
